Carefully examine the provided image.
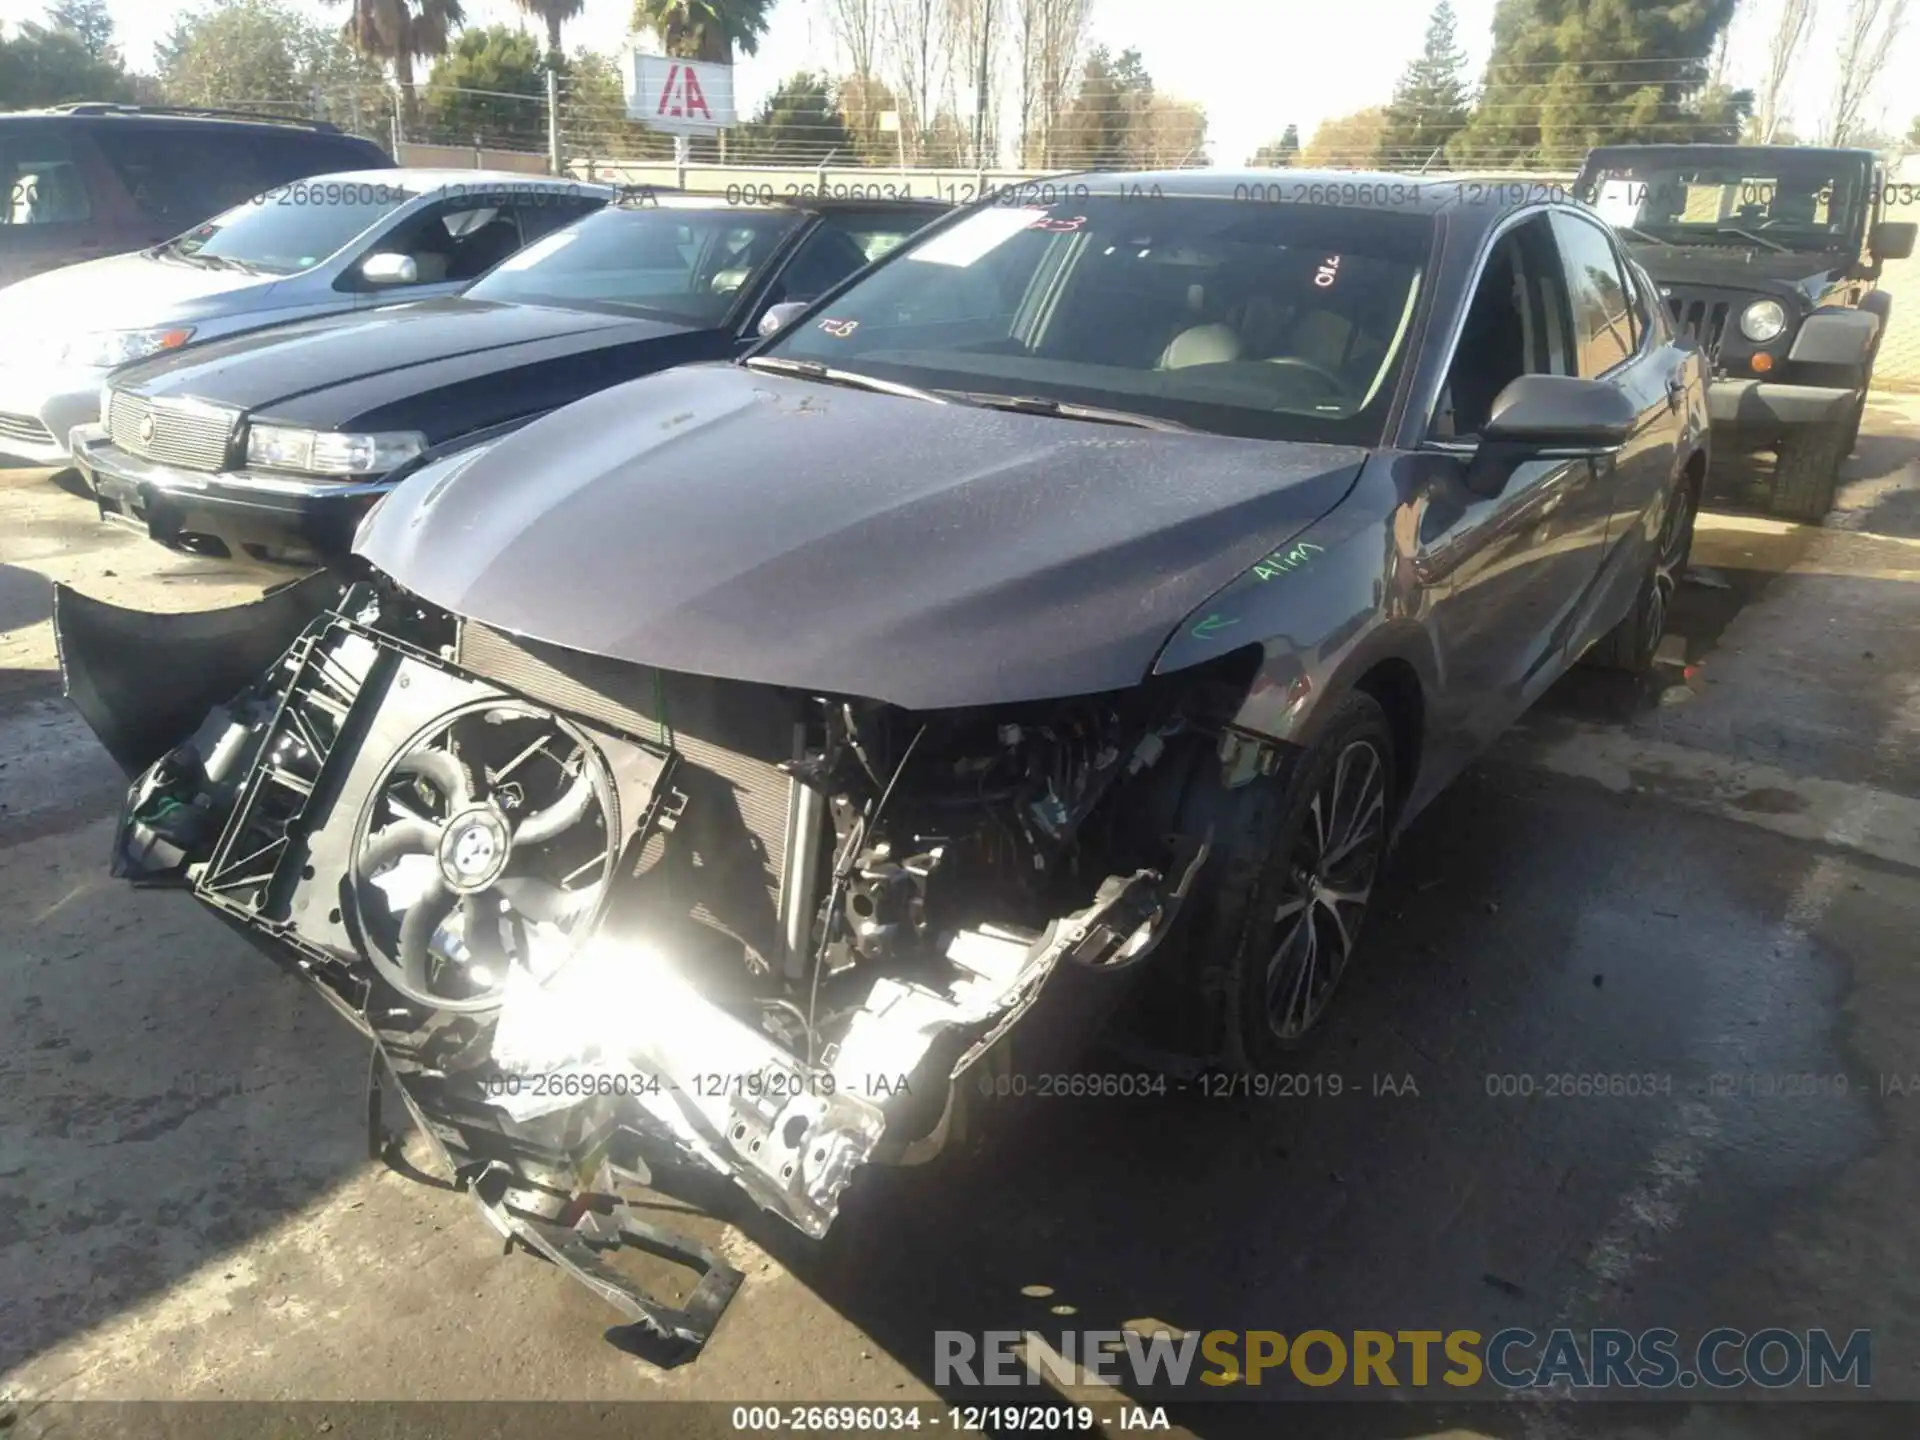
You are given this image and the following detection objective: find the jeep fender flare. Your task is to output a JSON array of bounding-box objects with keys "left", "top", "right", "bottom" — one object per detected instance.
[{"left": 1788, "top": 306, "right": 1881, "bottom": 373}]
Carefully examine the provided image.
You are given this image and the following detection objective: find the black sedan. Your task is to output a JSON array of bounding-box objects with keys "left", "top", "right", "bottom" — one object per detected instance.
[
  {"left": 57, "top": 171, "right": 1706, "bottom": 1347},
  {"left": 71, "top": 193, "right": 946, "bottom": 564}
]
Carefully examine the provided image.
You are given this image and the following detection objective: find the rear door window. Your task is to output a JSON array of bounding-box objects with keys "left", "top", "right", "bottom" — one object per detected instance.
[
  {"left": 1, "top": 133, "right": 95, "bottom": 227},
  {"left": 1548, "top": 211, "right": 1636, "bottom": 377},
  {"left": 245, "top": 132, "right": 385, "bottom": 189},
  {"left": 91, "top": 127, "right": 255, "bottom": 231}
]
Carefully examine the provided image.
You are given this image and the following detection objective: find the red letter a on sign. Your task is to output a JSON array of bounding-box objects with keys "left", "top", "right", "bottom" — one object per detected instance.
[{"left": 682, "top": 67, "right": 711, "bottom": 120}]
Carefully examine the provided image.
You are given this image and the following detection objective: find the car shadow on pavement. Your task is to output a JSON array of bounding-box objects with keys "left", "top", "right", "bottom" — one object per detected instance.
[
  {"left": 2, "top": 419, "right": 1914, "bottom": 1419},
  {"left": 1707, "top": 398, "right": 1920, "bottom": 536},
  {"left": 0, "top": 562, "right": 53, "bottom": 638},
  {"left": 719, "top": 751, "right": 1884, "bottom": 1438},
  {"left": 0, "top": 801, "right": 377, "bottom": 1382}
]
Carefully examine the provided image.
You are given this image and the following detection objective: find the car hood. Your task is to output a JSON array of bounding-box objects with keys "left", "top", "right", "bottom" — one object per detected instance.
[
  {"left": 1625, "top": 243, "right": 1843, "bottom": 297},
  {"left": 0, "top": 250, "right": 274, "bottom": 348},
  {"left": 356, "top": 364, "right": 1368, "bottom": 709},
  {"left": 116, "top": 298, "right": 695, "bottom": 426}
]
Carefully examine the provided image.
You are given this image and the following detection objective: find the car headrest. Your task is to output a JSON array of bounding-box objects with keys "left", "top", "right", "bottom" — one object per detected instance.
[{"left": 1160, "top": 323, "right": 1244, "bottom": 369}]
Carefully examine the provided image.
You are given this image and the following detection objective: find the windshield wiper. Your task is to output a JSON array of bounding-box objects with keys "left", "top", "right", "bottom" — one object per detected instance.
[
  {"left": 742, "top": 355, "right": 947, "bottom": 404},
  {"left": 948, "top": 391, "right": 1195, "bottom": 433},
  {"left": 165, "top": 248, "right": 240, "bottom": 271},
  {"left": 1615, "top": 224, "right": 1675, "bottom": 248},
  {"left": 1711, "top": 226, "right": 1789, "bottom": 253}
]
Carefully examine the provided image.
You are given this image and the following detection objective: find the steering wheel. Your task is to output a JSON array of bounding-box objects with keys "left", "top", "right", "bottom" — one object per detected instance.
[{"left": 1266, "top": 356, "right": 1354, "bottom": 401}]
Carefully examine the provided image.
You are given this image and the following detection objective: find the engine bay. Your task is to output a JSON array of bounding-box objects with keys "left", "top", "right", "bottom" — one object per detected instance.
[{"left": 67, "top": 573, "right": 1221, "bottom": 1350}]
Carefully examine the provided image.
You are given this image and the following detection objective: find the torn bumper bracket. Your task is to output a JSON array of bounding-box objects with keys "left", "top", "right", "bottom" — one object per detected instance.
[{"left": 365, "top": 1041, "right": 744, "bottom": 1358}]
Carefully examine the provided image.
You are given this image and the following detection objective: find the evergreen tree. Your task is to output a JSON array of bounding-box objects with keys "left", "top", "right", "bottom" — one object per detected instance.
[
  {"left": 420, "top": 25, "right": 546, "bottom": 147},
  {"left": 1381, "top": 1, "right": 1471, "bottom": 169},
  {"left": 45, "top": 0, "right": 117, "bottom": 61},
  {"left": 733, "top": 72, "right": 857, "bottom": 164},
  {"left": 1449, "top": 0, "right": 1748, "bottom": 167},
  {"left": 1250, "top": 123, "right": 1299, "bottom": 166}
]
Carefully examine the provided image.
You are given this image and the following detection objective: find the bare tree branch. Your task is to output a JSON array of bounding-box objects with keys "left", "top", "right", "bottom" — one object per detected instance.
[
  {"left": 948, "top": 0, "right": 998, "bottom": 164},
  {"left": 1827, "top": 0, "right": 1911, "bottom": 144},
  {"left": 826, "top": 0, "right": 880, "bottom": 83},
  {"left": 880, "top": 0, "right": 954, "bottom": 159},
  {"left": 1758, "top": 0, "right": 1815, "bottom": 142},
  {"left": 1006, "top": 0, "right": 1088, "bottom": 164}
]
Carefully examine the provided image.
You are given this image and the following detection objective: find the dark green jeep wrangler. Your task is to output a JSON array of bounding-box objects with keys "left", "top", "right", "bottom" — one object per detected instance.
[{"left": 1574, "top": 143, "right": 1916, "bottom": 520}]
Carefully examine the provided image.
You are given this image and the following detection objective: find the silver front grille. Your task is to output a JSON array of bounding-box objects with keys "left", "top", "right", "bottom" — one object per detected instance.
[
  {"left": 106, "top": 390, "right": 237, "bottom": 470},
  {"left": 0, "top": 412, "right": 54, "bottom": 445},
  {"left": 1664, "top": 290, "right": 1737, "bottom": 363}
]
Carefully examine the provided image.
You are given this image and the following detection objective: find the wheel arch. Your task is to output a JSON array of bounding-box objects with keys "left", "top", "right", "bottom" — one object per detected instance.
[{"left": 1350, "top": 655, "right": 1426, "bottom": 818}]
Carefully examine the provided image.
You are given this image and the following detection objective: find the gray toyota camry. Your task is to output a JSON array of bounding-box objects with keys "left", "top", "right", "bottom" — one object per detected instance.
[{"left": 57, "top": 170, "right": 1707, "bottom": 1350}]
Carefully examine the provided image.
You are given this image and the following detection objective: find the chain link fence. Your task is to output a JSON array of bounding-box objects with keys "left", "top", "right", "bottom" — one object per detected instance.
[{"left": 244, "top": 84, "right": 1920, "bottom": 394}]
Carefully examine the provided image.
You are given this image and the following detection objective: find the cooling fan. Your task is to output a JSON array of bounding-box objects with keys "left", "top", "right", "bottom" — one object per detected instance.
[{"left": 349, "top": 700, "right": 619, "bottom": 1012}]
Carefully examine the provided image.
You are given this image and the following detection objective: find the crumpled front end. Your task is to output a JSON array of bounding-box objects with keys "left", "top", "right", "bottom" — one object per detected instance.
[{"left": 56, "top": 573, "right": 1214, "bottom": 1353}]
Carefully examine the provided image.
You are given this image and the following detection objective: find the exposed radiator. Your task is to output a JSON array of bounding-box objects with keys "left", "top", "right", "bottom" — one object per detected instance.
[{"left": 455, "top": 621, "right": 802, "bottom": 970}]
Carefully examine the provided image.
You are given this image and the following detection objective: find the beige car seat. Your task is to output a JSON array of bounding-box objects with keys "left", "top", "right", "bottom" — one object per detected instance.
[{"left": 1159, "top": 323, "right": 1244, "bottom": 368}]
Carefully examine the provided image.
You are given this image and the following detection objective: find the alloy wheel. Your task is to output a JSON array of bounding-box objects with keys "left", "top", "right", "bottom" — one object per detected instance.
[
  {"left": 1645, "top": 482, "right": 1696, "bottom": 651},
  {"left": 1264, "top": 739, "right": 1389, "bottom": 1040}
]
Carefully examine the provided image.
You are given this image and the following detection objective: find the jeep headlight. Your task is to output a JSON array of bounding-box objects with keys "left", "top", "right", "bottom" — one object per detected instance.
[
  {"left": 64, "top": 327, "right": 196, "bottom": 369},
  {"left": 246, "top": 424, "right": 427, "bottom": 476},
  {"left": 1739, "top": 299, "right": 1788, "bottom": 344}
]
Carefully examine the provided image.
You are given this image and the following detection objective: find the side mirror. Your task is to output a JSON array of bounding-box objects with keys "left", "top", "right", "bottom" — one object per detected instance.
[
  {"left": 1465, "top": 375, "right": 1638, "bottom": 496},
  {"left": 360, "top": 252, "right": 419, "bottom": 287},
  {"left": 757, "top": 300, "right": 812, "bottom": 338},
  {"left": 1870, "top": 220, "right": 1917, "bottom": 261},
  {"left": 1483, "top": 374, "right": 1637, "bottom": 449}
]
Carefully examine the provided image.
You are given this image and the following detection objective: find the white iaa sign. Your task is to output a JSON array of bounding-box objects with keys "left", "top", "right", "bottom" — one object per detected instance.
[{"left": 626, "top": 55, "right": 737, "bottom": 134}]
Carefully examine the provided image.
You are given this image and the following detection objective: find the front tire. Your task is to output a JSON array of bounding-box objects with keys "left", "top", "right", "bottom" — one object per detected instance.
[
  {"left": 1202, "top": 693, "right": 1397, "bottom": 1069},
  {"left": 1769, "top": 423, "right": 1847, "bottom": 522},
  {"left": 1840, "top": 391, "right": 1866, "bottom": 457}
]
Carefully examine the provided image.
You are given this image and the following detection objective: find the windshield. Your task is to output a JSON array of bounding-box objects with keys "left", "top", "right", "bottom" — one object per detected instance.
[
  {"left": 166, "top": 181, "right": 416, "bottom": 275},
  {"left": 759, "top": 195, "right": 1434, "bottom": 445},
  {"left": 1576, "top": 153, "right": 1868, "bottom": 251},
  {"left": 464, "top": 206, "right": 805, "bottom": 323}
]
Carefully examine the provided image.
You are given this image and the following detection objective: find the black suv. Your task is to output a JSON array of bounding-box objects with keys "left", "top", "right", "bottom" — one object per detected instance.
[
  {"left": 0, "top": 104, "right": 393, "bottom": 290},
  {"left": 1574, "top": 143, "right": 1917, "bottom": 520}
]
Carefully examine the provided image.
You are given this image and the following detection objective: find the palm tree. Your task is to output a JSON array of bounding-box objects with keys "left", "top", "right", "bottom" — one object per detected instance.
[
  {"left": 630, "top": 0, "right": 773, "bottom": 64},
  {"left": 328, "top": 0, "right": 466, "bottom": 133},
  {"left": 513, "top": 0, "right": 584, "bottom": 59}
]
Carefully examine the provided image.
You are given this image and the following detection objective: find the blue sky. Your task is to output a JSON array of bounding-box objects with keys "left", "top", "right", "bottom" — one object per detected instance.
[{"left": 3, "top": 0, "right": 1916, "bottom": 165}]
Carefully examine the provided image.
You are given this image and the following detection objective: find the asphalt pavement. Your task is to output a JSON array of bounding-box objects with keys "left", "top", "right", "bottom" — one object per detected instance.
[{"left": 3, "top": 399, "right": 1920, "bottom": 1440}]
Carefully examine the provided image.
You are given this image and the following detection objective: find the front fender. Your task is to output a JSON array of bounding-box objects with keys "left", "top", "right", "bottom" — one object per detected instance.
[
  {"left": 1788, "top": 307, "right": 1880, "bottom": 368},
  {"left": 1151, "top": 454, "right": 1440, "bottom": 752}
]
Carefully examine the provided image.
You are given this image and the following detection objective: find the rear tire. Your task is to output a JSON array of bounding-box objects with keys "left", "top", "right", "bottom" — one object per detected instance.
[
  {"left": 1769, "top": 423, "right": 1846, "bottom": 523},
  {"left": 1588, "top": 469, "right": 1696, "bottom": 673}
]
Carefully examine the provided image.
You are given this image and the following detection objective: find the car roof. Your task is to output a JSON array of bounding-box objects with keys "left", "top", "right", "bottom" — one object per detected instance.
[
  {"left": 0, "top": 105, "right": 368, "bottom": 138},
  {"left": 1582, "top": 143, "right": 1879, "bottom": 163},
  {"left": 617, "top": 191, "right": 947, "bottom": 216},
  {"left": 1050, "top": 168, "right": 1476, "bottom": 212},
  {"left": 383, "top": 168, "right": 615, "bottom": 191}
]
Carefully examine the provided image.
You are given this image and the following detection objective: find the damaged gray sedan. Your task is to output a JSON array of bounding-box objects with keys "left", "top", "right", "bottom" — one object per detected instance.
[{"left": 55, "top": 172, "right": 1707, "bottom": 1355}]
